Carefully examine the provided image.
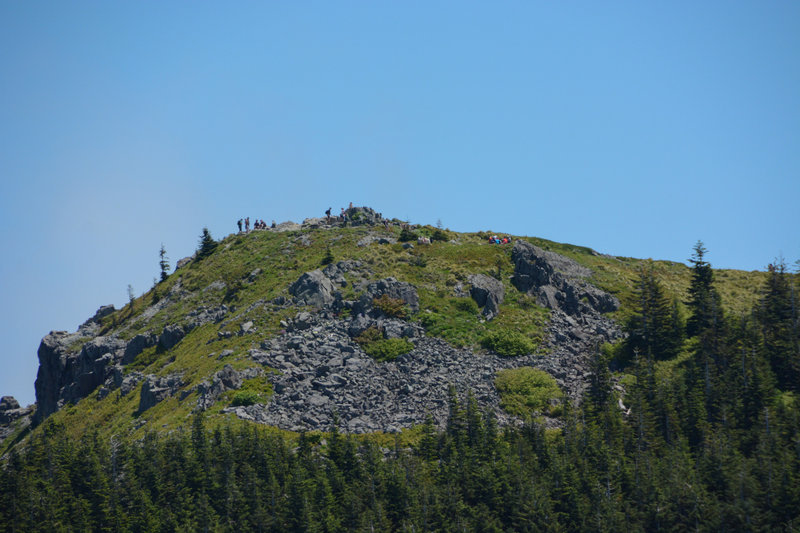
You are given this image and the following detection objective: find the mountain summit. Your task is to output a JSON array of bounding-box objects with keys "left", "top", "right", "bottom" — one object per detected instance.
[{"left": 0, "top": 207, "right": 763, "bottom": 444}]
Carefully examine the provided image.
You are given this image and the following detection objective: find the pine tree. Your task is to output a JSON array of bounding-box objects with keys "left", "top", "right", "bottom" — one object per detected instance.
[
  {"left": 624, "top": 262, "right": 683, "bottom": 362},
  {"left": 686, "top": 241, "right": 724, "bottom": 340},
  {"left": 197, "top": 227, "right": 217, "bottom": 260},
  {"left": 159, "top": 244, "right": 170, "bottom": 282},
  {"left": 684, "top": 242, "right": 728, "bottom": 432},
  {"left": 758, "top": 261, "right": 799, "bottom": 391}
]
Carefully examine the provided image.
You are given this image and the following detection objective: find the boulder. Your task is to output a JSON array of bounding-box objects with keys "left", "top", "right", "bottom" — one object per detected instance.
[
  {"left": 0, "top": 396, "right": 20, "bottom": 411},
  {"left": 322, "top": 260, "right": 363, "bottom": 287},
  {"left": 468, "top": 274, "right": 505, "bottom": 320},
  {"left": 81, "top": 305, "right": 116, "bottom": 327},
  {"left": 175, "top": 256, "right": 193, "bottom": 270},
  {"left": 0, "top": 396, "right": 34, "bottom": 436},
  {"left": 362, "top": 277, "right": 419, "bottom": 313},
  {"left": 272, "top": 221, "right": 301, "bottom": 232},
  {"left": 123, "top": 333, "right": 156, "bottom": 364},
  {"left": 159, "top": 324, "right": 185, "bottom": 351},
  {"left": 289, "top": 270, "right": 336, "bottom": 308},
  {"left": 138, "top": 374, "right": 183, "bottom": 413},
  {"left": 510, "top": 240, "right": 618, "bottom": 316},
  {"left": 344, "top": 206, "right": 384, "bottom": 226},
  {"left": 196, "top": 365, "right": 262, "bottom": 410}
]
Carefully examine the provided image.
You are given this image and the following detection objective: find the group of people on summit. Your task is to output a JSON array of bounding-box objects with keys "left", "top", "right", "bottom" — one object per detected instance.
[
  {"left": 488, "top": 235, "right": 512, "bottom": 244},
  {"left": 235, "top": 207, "right": 512, "bottom": 247},
  {"left": 325, "top": 203, "right": 355, "bottom": 225},
  {"left": 237, "top": 217, "right": 274, "bottom": 233}
]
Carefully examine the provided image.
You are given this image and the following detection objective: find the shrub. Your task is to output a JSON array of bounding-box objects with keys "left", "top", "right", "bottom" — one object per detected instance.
[
  {"left": 399, "top": 228, "right": 417, "bottom": 242},
  {"left": 230, "top": 389, "right": 261, "bottom": 407},
  {"left": 481, "top": 329, "right": 535, "bottom": 356},
  {"left": 321, "top": 247, "right": 334, "bottom": 266},
  {"left": 372, "top": 294, "right": 408, "bottom": 318},
  {"left": 495, "top": 367, "right": 563, "bottom": 418},
  {"left": 431, "top": 228, "right": 450, "bottom": 242},
  {"left": 454, "top": 298, "right": 479, "bottom": 314},
  {"left": 355, "top": 327, "right": 414, "bottom": 362}
]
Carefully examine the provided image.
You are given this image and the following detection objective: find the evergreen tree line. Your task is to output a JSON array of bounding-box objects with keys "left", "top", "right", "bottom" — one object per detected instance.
[{"left": 1, "top": 243, "right": 799, "bottom": 532}]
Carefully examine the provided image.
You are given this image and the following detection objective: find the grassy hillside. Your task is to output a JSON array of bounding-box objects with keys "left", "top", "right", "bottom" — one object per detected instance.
[{"left": 2, "top": 222, "right": 770, "bottom": 452}]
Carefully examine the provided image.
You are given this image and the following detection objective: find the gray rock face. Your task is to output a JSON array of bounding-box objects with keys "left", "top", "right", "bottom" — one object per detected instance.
[
  {"left": 0, "top": 396, "right": 34, "bottom": 443},
  {"left": 468, "top": 274, "right": 504, "bottom": 320},
  {"left": 271, "top": 221, "right": 301, "bottom": 232},
  {"left": 81, "top": 305, "right": 116, "bottom": 327},
  {"left": 289, "top": 270, "right": 336, "bottom": 308},
  {"left": 345, "top": 206, "right": 384, "bottom": 226},
  {"left": 232, "top": 311, "right": 615, "bottom": 433},
  {"left": 0, "top": 396, "right": 20, "bottom": 411},
  {"left": 159, "top": 324, "right": 185, "bottom": 351},
  {"left": 122, "top": 333, "right": 156, "bottom": 364},
  {"left": 115, "top": 368, "right": 144, "bottom": 397},
  {"left": 34, "top": 331, "right": 126, "bottom": 423},
  {"left": 358, "top": 277, "right": 419, "bottom": 313},
  {"left": 195, "top": 364, "right": 263, "bottom": 410},
  {"left": 138, "top": 374, "right": 183, "bottom": 413},
  {"left": 175, "top": 256, "right": 193, "bottom": 270},
  {"left": 357, "top": 234, "right": 397, "bottom": 247},
  {"left": 323, "top": 260, "right": 363, "bottom": 287},
  {"left": 511, "top": 240, "right": 619, "bottom": 316}
]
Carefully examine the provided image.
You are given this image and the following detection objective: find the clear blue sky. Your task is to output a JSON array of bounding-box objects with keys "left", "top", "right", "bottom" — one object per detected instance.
[{"left": 2, "top": 2, "right": 798, "bottom": 406}]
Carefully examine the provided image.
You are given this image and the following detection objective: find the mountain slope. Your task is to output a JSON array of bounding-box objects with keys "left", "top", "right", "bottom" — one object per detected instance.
[{"left": 1, "top": 207, "right": 769, "bottom": 449}]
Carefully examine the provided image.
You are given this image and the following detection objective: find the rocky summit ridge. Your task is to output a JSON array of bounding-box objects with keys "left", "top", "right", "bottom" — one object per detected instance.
[{"left": 3, "top": 207, "right": 630, "bottom": 444}]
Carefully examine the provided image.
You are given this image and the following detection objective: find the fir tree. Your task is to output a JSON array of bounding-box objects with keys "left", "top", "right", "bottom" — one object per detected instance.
[
  {"left": 624, "top": 262, "right": 683, "bottom": 362},
  {"left": 758, "top": 261, "right": 800, "bottom": 391},
  {"left": 159, "top": 244, "right": 170, "bottom": 282},
  {"left": 197, "top": 227, "right": 217, "bottom": 260}
]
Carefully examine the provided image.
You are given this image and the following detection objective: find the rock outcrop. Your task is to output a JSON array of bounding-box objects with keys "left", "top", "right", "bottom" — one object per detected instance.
[
  {"left": 289, "top": 270, "right": 336, "bottom": 308},
  {"left": 195, "top": 365, "right": 264, "bottom": 410},
  {"left": 34, "top": 330, "right": 125, "bottom": 423},
  {"left": 511, "top": 241, "right": 619, "bottom": 315},
  {"left": 0, "top": 396, "right": 34, "bottom": 443},
  {"left": 355, "top": 277, "right": 420, "bottom": 314},
  {"left": 33, "top": 301, "right": 229, "bottom": 423},
  {"left": 138, "top": 374, "right": 183, "bottom": 413},
  {"left": 468, "top": 274, "right": 504, "bottom": 320},
  {"left": 158, "top": 324, "right": 185, "bottom": 351}
]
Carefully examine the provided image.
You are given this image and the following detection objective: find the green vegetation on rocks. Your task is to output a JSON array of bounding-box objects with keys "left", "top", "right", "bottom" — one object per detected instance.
[
  {"left": 355, "top": 327, "right": 414, "bottom": 361},
  {"left": 495, "top": 366, "right": 563, "bottom": 417}
]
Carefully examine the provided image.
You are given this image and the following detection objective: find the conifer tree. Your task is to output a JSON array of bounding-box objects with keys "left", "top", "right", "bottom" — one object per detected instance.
[
  {"left": 758, "top": 261, "right": 800, "bottom": 391},
  {"left": 197, "top": 227, "right": 217, "bottom": 260},
  {"left": 686, "top": 241, "right": 724, "bottom": 340},
  {"left": 624, "top": 262, "right": 683, "bottom": 362},
  {"left": 159, "top": 244, "right": 170, "bottom": 282}
]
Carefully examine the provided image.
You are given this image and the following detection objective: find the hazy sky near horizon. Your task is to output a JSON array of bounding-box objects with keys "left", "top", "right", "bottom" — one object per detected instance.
[{"left": 1, "top": 2, "right": 798, "bottom": 406}]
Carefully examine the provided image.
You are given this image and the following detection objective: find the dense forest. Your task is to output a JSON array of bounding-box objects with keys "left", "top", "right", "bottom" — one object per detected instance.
[{"left": 1, "top": 244, "right": 799, "bottom": 532}]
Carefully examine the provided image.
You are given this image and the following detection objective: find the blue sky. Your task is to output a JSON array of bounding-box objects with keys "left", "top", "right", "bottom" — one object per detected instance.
[{"left": 1, "top": 2, "right": 798, "bottom": 406}]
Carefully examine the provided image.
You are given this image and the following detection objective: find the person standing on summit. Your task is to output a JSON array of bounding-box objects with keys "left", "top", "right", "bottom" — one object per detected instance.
[
  {"left": 237, "top": 219, "right": 242, "bottom": 233},
  {"left": 325, "top": 207, "right": 331, "bottom": 224}
]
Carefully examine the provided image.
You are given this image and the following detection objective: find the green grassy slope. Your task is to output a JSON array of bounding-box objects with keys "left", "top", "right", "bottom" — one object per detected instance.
[{"left": 2, "top": 223, "right": 770, "bottom": 451}]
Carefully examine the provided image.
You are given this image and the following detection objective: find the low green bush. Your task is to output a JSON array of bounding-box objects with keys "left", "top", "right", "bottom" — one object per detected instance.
[
  {"left": 481, "top": 330, "right": 535, "bottom": 356},
  {"left": 321, "top": 247, "right": 334, "bottom": 266},
  {"left": 372, "top": 294, "right": 408, "bottom": 318},
  {"left": 431, "top": 228, "right": 450, "bottom": 242},
  {"left": 399, "top": 228, "right": 417, "bottom": 242},
  {"left": 230, "top": 389, "right": 261, "bottom": 407},
  {"left": 355, "top": 327, "right": 414, "bottom": 362},
  {"left": 495, "top": 367, "right": 563, "bottom": 418},
  {"left": 454, "top": 298, "right": 479, "bottom": 314}
]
